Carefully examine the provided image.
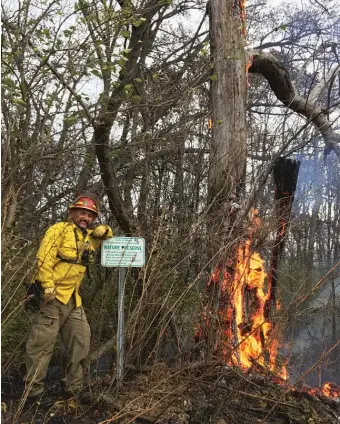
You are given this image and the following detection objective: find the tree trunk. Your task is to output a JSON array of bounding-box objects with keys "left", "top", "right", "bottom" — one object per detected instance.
[
  {"left": 208, "top": 0, "right": 247, "bottom": 243},
  {"left": 203, "top": 0, "right": 247, "bottom": 359}
]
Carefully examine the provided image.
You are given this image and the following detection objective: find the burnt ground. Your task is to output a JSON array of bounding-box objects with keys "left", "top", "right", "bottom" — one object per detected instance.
[{"left": 2, "top": 362, "right": 340, "bottom": 424}]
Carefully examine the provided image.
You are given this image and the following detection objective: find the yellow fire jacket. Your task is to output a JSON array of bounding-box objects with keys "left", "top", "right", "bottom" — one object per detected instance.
[{"left": 35, "top": 221, "right": 113, "bottom": 307}]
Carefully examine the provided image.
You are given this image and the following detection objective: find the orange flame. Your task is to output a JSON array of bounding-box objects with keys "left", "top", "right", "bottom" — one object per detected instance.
[
  {"left": 196, "top": 209, "right": 340, "bottom": 399},
  {"left": 322, "top": 382, "right": 340, "bottom": 398},
  {"left": 238, "top": 0, "right": 248, "bottom": 38},
  {"left": 304, "top": 382, "right": 340, "bottom": 399},
  {"left": 213, "top": 210, "right": 287, "bottom": 379}
]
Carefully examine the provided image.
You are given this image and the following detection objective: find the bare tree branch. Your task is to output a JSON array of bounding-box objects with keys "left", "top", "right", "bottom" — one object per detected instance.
[{"left": 249, "top": 50, "right": 340, "bottom": 157}]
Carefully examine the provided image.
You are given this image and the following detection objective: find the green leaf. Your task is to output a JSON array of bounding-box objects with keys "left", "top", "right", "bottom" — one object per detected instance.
[
  {"left": 90, "top": 69, "right": 102, "bottom": 78},
  {"left": 280, "top": 24, "right": 287, "bottom": 30},
  {"left": 152, "top": 73, "right": 159, "bottom": 80},
  {"left": 132, "top": 20, "right": 141, "bottom": 27},
  {"left": 123, "top": 48, "right": 132, "bottom": 54},
  {"left": 134, "top": 78, "right": 143, "bottom": 83},
  {"left": 120, "top": 30, "right": 130, "bottom": 38},
  {"left": 209, "top": 74, "right": 217, "bottom": 81},
  {"left": 44, "top": 98, "right": 53, "bottom": 108},
  {"left": 63, "top": 115, "right": 77, "bottom": 125},
  {"left": 12, "top": 98, "right": 26, "bottom": 106},
  {"left": 3, "top": 77, "right": 17, "bottom": 89}
]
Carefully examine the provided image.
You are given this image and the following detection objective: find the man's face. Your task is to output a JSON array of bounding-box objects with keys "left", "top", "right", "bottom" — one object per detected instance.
[{"left": 71, "top": 208, "right": 96, "bottom": 229}]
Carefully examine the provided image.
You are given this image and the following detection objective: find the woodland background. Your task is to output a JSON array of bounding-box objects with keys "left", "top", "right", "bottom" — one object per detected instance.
[{"left": 1, "top": 0, "right": 340, "bottom": 395}]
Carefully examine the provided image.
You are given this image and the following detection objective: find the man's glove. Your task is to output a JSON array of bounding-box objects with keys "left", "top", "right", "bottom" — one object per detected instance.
[
  {"left": 43, "top": 287, "right": 56, "bottom": 302},
  {"left": 92, "top": 225, "right": 109, "bottom": 239}
]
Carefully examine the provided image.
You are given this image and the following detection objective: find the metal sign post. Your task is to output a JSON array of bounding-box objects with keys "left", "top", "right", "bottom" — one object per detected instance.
[
  {"left": 117, "top": 267, "right": 126, "bottom": 384},
  {"left": 101, "top": 237, "right": 145, "bottom": 385}
]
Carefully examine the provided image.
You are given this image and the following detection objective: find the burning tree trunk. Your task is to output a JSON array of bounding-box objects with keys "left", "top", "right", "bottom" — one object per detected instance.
[
  {"left": 205, "top": 0, "right": 248, "bottom": 358},
  {"left": 198, "top": 157, "right": 300, "bottom": 374},
  {"left": 264, "top": 158, "right": 300, "bottom": 321}
]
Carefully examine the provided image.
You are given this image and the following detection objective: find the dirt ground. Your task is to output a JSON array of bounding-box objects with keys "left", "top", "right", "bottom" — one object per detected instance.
[{"left": 2, "top": 362, "right": 340, "bottom": 424}]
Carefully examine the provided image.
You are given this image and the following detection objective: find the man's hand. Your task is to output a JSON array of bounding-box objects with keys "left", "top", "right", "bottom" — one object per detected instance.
[
  {"left": 92, "top": 225, "right": 109, "bottom": 239},
  {"left": 43, "top": 287, "right": 56, "bottom": 302}
]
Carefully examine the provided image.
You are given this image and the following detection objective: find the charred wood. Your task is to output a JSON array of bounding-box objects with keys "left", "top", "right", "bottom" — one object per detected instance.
[{"left": 264, "top": 157, "right": 300, "bottom": 320}]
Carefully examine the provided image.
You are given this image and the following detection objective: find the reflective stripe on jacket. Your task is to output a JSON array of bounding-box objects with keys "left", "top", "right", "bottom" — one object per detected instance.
[{"left": 35, "top": 221, "right": 113, "bottom": 307}]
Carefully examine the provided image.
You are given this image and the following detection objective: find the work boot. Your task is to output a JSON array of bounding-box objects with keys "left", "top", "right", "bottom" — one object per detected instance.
[
  {"left": 61, "top": 386, "right": 92, "bottom": 405},
  {"left": 25, "top": 392, "right": 54, "bottom": 409}
]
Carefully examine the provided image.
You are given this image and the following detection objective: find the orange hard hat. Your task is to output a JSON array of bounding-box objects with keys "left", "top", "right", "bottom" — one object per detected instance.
[{"left": 69, "top": 195, "right": 99, "bottom": 214}]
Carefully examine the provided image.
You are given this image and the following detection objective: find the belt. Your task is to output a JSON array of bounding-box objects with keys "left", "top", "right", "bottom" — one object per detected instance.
[{"left": 57, "top": 253, "right": 84, "bottom": 266}]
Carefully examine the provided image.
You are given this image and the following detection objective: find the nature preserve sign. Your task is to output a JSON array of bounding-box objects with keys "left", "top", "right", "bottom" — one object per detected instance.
[{"left": 101, "top": 237, "right": 145, "bottom": 267}]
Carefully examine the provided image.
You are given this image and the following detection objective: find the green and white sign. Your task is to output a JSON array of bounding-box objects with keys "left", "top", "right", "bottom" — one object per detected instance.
[{"left": 101, "top": 237, "right": 145, "bottom": 268}]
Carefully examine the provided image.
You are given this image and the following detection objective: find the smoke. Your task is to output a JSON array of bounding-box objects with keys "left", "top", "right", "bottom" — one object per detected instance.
[
  {"left": 293, "top": 149, "right": 339, "bottom": 216},
  {"left": 286, "top": 147, "right": 340, "bottom": 385},
  {"left": 289, "top": 277, "right": 340, "bottom": 385}
]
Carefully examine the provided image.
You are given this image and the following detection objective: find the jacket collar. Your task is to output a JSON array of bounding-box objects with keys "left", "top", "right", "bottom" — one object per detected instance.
[{"left": 69, "top": 221, "right": 91, "bottom": 237}]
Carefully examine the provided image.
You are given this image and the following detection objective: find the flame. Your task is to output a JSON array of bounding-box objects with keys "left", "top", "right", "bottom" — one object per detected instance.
[
  {"left": 238, "top": 0, "right": 248, "bottom": 38},
  {"left": 196, "top": 209, "right": 340, "bottom": 400},
  {"left": 196, "top": 208, "right": 339, "bottom": 400},
  {"left": 322, "top": 382, "right": 340, "bottom": 398},
  {"left": 302, "top": 383, "right": 340, "bottom": 400},
  {"left": 205, "top": 209, "right": 287, "bottom": 379},
  {"left": 246, "top": 57, "right": 253, "bottom": 74},
  {"left": 224, "top": 236, "right": 286, "bottom": 378}
]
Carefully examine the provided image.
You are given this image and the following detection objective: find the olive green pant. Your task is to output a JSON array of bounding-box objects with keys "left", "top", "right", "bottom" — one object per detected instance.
[{"left": 24, "top": 295, "right": 91, "bottom": 397}]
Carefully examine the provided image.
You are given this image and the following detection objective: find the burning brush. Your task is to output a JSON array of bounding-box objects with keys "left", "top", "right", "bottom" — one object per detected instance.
[
  {"left": 196, "top": 158, "right": 300, "bottom": 377},
  {"left": 195, "top": 157, "right": 340, "bottom": 402}
]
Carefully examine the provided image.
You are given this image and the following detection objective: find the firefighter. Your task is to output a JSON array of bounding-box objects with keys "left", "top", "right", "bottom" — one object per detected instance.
[{"left": 24, "top": 192, "right": 113, "bottom": 408}]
